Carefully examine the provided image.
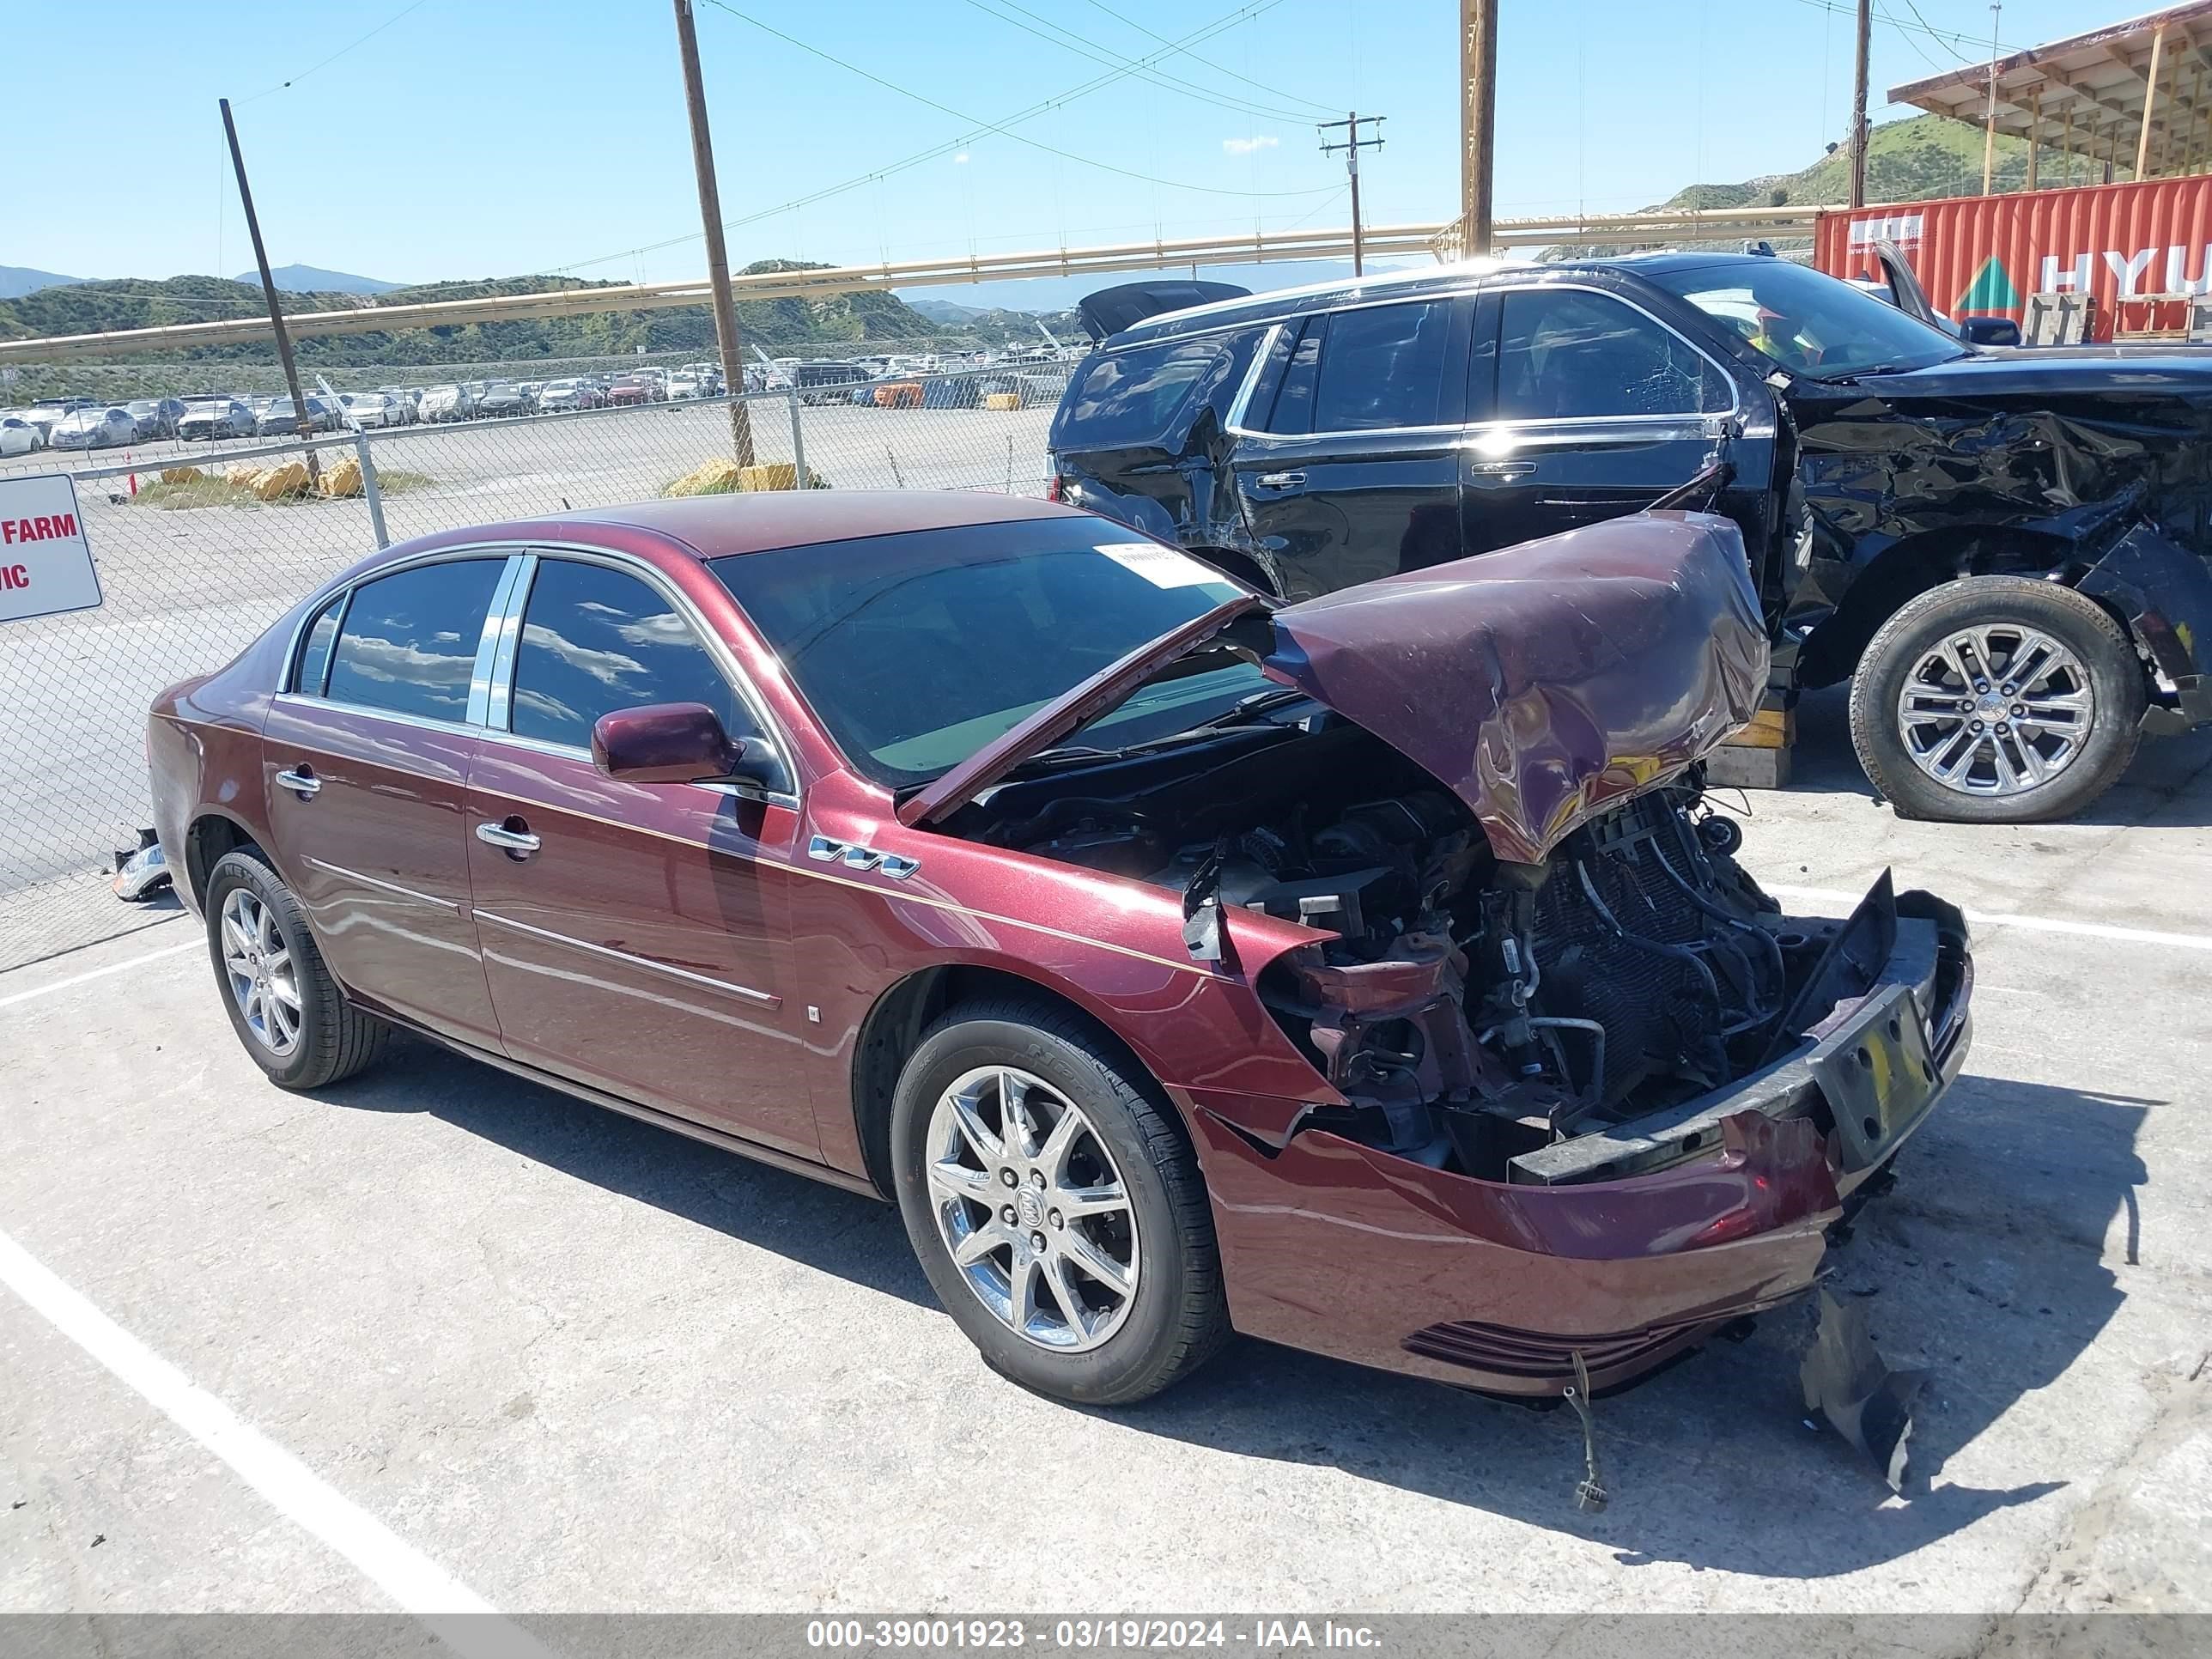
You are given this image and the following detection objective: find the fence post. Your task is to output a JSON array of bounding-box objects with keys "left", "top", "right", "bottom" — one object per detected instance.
[
  {"left": 785, "top": 388, "right": 807, "bottom": 489},
  {"left": 356, "top": 428, "right": 391, "bottom": 548}
]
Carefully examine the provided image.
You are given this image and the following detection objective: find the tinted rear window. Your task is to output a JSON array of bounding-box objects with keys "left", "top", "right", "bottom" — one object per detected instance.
[
  {"left": 1049, "top": 331, "right": 1259, "bottom": 453},
  {"left": 324, "top": 559, "right": 504, "bottom": 723}
]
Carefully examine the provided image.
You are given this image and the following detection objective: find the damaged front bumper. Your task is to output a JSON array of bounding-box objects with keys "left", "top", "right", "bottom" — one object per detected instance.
[{"left": 1185, "top": 877, "right": 1972, "bottom": 1399}]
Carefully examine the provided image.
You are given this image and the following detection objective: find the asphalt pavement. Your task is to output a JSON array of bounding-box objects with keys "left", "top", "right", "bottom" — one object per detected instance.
[{"left": 2, "top": 696, "right": 2208, "bottom": 1633}]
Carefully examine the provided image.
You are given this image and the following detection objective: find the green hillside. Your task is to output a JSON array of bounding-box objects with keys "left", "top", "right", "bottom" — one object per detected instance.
[
  {"left": 0, "top": 259, "right": 947, "bottom": 372},
  {"left": 1661, "top": 112, "right": 2101, "bottom": 211}
]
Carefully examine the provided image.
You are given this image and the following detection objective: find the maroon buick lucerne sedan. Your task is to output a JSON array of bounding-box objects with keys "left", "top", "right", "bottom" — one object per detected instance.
[{"left": 149, "top": 492, "right": 1971, "bottom": 1407}]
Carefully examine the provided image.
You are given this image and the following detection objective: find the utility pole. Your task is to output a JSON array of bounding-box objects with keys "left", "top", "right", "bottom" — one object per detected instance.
[
  {"left": 1318, "top": 112, "right": 1385, "bottom": 276},
  {"left": 220, "top": 97, "right": 318, "bottom": 482},
  {"left": 672, "top": 0, "right": 756, "bottom": 468},
  {"left": 1981, "top": 2, "right": 2003, "bottom": 196},
  {"left": 1460, "top": 0, "right": 1497, "bottom": 259},
  {"left": 1849, "top": 0, "right": 1871, "bottom": 209}
]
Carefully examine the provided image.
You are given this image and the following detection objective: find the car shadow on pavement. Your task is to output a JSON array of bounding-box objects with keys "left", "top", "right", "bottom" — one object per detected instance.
[
  {"left": 318, "top": 1036, "right": 934, "bottom": 1309},
  {"left": 1089, "top": 1072, "right": 2148, "bottom": 1577},
  {"left": 322, "top": 1024, "right": 2148, "bottom": 1576}
]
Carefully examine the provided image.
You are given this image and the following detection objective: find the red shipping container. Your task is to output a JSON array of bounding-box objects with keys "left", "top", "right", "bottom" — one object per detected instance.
[{"left": 1814, "top": 173, "right": 2212, "bottom": 341}]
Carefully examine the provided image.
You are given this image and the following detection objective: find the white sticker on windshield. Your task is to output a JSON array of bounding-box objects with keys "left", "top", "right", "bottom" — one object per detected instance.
[{"left": 1097, "top": 543, "right": 1223, "bottom": 589}]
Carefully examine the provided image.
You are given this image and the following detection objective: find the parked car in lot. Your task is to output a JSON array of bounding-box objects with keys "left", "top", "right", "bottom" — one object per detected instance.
[
  {"left": 0, "top": 415, "right": 42, "bottom": 456},
  {"left": 148, "top": 490, "right": 1971, "bottom": 1412},
  {"left": 48, "top": 405, "right": 138, "bottom": 450},
  {"left": 23, "top": 398, "right": 92, "bottom": 441},
  {"left": 477, "top": 382, "right": 532, "bottom": 418},
  {"left": 537, "top": 379, "right": 603, "bottom": 412},
  {"left": 794, "top": 360, "right": 870, "bottom": 405},
  {"left": 606, "top": 375, "right": 657, "bottom": 406},
  {"left": 123, "top": 397, "right": 187, "bottom": 441},
  {"left": 255, "top": 395, "right": 340, "bottom": 436},
  {"left": 374, "top": 387, "right": 422, "bottom": 425},
  {"left": 177, "top": 398, "right": 256, "bottom": 441},
  {"left": 418, "top": 384, "right": 476, "bottom": 423},
  {"left": 338, "top": 392, "right": 398, "bottom": 428},
  {"left": 1050, "top": 257, "right": 2212, "bottom": 825}
]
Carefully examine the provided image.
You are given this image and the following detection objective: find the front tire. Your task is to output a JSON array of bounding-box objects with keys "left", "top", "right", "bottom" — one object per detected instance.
[
  {"left": 204, "top": 848, "right": 391, "bottom": 1089},
  {"left": 890, "top": 1000, "right": 1229, "bottom": 1406},
  {"left": 1850, "top": 575, "right": 2146, "bottom": 823}
]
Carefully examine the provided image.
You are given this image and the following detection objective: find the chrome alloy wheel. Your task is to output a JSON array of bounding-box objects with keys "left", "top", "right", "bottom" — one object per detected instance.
[
  {"left": 925, "top": 1066, "right": 1139, "bottom": 1353},
  {"left": 220, "top": 889, "right": 301, "bottom": 1055},
  {"left": 1895, "top": 623, "right": 2095, "bottom": 798}
]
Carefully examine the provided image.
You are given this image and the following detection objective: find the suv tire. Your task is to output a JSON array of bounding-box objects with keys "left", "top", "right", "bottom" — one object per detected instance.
[{"left": 1850, "top": 576, "right": 2145, "bottom": 823}]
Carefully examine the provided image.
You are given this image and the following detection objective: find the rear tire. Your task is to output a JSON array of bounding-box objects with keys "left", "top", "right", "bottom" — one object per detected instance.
[
  {"left": 1850, "top": 575, "right": 2146, "bottom": 823},
  {"left": 890, "top": 999, "right": 1229, "bottom": 1406},
  {"left": 204, "top": 848, "right": 391, "bottom": 1090}
]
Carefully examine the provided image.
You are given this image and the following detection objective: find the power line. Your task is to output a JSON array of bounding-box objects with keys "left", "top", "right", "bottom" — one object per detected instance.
[
  {"left": 708, "top": 0, "right": 1327, "bottom": 190},
  {"left": 962, "top": 0, "right": 1317, "bottom": 124},
  {"left": 550, "top": 0, "right": 1331, "bottom": 276},
  {"left": 1790, "top": 0, "right": 2016, "bottom": 57},
  {"left": 237, "top": 0, "right": 432, "bottom": 102},
  {"left": 1894, "top": 0, "right": 1976, "bottom": 62},
  {"left": 1079, "top": 0, "right": 1338, "bottom": 116}
]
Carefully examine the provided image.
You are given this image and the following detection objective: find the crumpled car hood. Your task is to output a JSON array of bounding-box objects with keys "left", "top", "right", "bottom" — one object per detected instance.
[
  {"left": 904, "top": 512, "right": 1767, "bottom": 863},
  {"left": 1262, "top": 512, "right": 1768, "bottom": 864}
]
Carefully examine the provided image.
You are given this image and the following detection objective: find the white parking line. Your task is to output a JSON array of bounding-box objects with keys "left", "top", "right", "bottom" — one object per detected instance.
[
  {"left": 1764, "top": 884, "right": 2212, "bottom": 952},
  {"left": 0, "top": 1226, "right": 555, "bottom": 1658},
  {"left": 0, "top": 939, "right": 198, "bottom": 1012}
]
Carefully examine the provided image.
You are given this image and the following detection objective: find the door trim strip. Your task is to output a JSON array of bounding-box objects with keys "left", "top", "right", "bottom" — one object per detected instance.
[
  {"left": 303, "top": 857, "right": 461, "bottom": 911},
  {"left": 473, "top": 909, "right": 781, "bottom": 1006}
]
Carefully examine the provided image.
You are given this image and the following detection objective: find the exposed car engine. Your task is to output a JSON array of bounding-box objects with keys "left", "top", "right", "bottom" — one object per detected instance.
[{"left": 960, "top": 719, "right": 1861, "bottom": 1183}]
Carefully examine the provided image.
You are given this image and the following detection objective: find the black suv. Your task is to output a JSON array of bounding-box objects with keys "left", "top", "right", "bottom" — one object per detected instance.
[{"left": 1048, "top": 255, "right": 2212, "bottom": 823}]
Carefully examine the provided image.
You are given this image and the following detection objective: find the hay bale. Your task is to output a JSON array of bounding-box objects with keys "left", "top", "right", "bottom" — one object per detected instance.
[
  {"left": 738, "top": 462, "right": 798, "bottom": 492},
  {"left": 224, "top": 462, "right": 263, "bottom": 486},
  {"left": 251, "top": 460, "right": 313, "bottom": 501},
  {"left": 159, "top": 465, "right": 204, "bottom": 484},
  {"left": 319, "top": 456, "right": 364, "bottom": 498},
  {"left": 665, "top": 459, "right": 746, "bottom": 498},
  {"left": 983, "top": 392, "right": 1022, "bottom": 412}
]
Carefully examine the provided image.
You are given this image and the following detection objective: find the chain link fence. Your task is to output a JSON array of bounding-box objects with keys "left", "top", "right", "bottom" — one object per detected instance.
[{"left": 0, "top": 368, "right": 1065, "bottom": 970}]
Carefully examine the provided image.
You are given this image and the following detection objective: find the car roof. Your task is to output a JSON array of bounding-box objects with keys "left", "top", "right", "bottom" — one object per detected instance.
[
  {"left": 506, "top": 490, "right": 1085, "bottom": 561},
  {"left": 1103, "top": 251, "right": 1779, "bottom": 346}
]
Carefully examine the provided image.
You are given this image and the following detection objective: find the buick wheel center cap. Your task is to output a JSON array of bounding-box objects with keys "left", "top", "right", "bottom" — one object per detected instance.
[{"left": 1017, "top": 1188, "right": 1044, "bottom": 1227}]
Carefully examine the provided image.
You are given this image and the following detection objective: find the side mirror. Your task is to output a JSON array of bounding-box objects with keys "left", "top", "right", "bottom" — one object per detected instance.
[
  {"left": 591, "top": 702, "right": 739, "bottom": 784},
  {"left": 1959, "top": 316, "right": 2022, "bottom": 348}
]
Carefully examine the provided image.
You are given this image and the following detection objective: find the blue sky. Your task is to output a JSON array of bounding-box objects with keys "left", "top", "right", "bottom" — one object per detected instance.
[{"left": 7, "top": 0, "right": 2095, "bottom": 288}]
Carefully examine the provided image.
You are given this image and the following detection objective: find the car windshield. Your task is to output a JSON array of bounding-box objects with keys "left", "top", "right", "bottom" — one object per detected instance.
[
  {"left": 711, "top": 517, "right": 1262, "bottom": 788},
  {"left": 1644, "top": 258, "right": 1970, "bottom": 379}
]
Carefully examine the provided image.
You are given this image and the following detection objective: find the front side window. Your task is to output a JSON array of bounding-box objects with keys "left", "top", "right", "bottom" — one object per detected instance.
[
  {"left": 712, "top": 519, "right": 1258, "bottom": 787},
  {"left": 1495, "top": 289, "right": 1734, "bottom": 420},
  {"left": 507, "top": 560, "right": 758, "bottom": 758},
  {"left": 324, "top": 559, "right": 505, "bottom": 723},
  {"left": 1264, "top": 319, "right": 1324, "bottom": 434},
  {"left": 1311, "top": 300, "right": 1455, "bottom": 431}
]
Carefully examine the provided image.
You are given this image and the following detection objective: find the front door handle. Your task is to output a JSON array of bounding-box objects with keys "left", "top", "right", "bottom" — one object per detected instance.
[
  {"left": 1253, "top": 471, "right": 1306, "bottom": 489},
  {"left": 1467, "top": 460, "right": 1537, "bottom": 480},
  {"left": 274, "top": 766, "right": 321, "bottom": 799},
  {"left": 476, "top": 817, "right": 541, "bottom": 857}
]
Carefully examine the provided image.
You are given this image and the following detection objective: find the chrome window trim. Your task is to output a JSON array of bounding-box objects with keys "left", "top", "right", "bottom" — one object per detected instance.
[
  {"left": 1220, "top": 322, "right": 1284, "bottom": 435},
  {"left": 278, "top": 544, "right": 524, "bottom": 726},
  {"left": 474, "top": 909, "right": 779, "bottom": 1006},
  {"left": 483, "top": 552, "right": 538, "bottom": 732},
  {"left": 475, "top": 727, "right": 799, "bottom": 811},
  {"left": 483, "top": 541, "right": 798, "bottom": 799},
  {"left": 270, "top": 690, "right": 483, "bottom": 739},
  {"left": 467, "top": 557, "right": 530, "bottom": 726},
  {"left": 1483, "top": 280, "right": 1743, "bottom": 422},
  {"left": 1108, "top": 279, "right": 1495, "bottom": 352}
]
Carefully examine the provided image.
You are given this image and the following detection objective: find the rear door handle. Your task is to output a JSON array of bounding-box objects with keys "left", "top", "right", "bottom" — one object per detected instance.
[
  {"left": 1467, "top": 460, "right": 1537, "bottom": 480},
  {"left": 1253, "top": 471, "right": 1306, "bottom": 489},
  {"left": 475, "top": 817, "right": 541, "bottom": 857},
  {"left": 274, "top": 766, "right": 320, "bottom": 799}
]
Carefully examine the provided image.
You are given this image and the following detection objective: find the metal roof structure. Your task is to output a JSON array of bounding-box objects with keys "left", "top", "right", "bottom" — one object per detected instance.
[{"left": 1890, "top": 3, "right": 2212, "bottom": 185}]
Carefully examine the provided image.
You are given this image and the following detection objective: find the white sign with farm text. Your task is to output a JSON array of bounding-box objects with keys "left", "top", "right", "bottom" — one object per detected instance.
[{"left": 0, "top": 474, "right": 103, "bottom": 623}]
